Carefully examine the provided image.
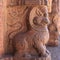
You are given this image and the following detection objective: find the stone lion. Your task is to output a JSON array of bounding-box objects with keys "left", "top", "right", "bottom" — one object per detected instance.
[{"left": 12, "top": 5, "right": 50, "bottom": 59}]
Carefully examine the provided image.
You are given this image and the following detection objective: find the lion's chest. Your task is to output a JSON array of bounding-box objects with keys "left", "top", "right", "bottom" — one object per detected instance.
[{"left": 13, "top": 27, "right": 49, "bottom": 53}]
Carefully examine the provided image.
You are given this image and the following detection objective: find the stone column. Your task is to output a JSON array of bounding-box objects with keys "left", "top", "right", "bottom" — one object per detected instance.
[
  {"left": 0, "top": 0, "right": 6, "bottom": 57},
  {"left": 48, "top": 0, "right": 59, "bottom": 46}
]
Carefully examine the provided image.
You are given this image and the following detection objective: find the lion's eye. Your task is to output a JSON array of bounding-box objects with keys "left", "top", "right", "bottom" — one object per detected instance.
[
  {"left": 33, "top": 20, "right": 37, "bottom": 24},
  {"left": 44, "top": 13, "right": 47, "bottom": 17}
]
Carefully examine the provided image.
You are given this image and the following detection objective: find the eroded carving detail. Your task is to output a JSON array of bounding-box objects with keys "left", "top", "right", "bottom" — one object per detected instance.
[{"left": 7, "top": 6, "right": 29, "bottom": 53}]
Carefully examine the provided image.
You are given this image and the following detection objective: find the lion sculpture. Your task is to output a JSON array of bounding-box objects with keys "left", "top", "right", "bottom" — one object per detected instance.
[{"left": 12, "top": 5, "right": 50, "bottom": 60}]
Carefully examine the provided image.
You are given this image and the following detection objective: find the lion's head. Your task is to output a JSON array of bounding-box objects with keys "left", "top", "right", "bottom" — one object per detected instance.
[{"left": 29, "top": 5, "right": 50, "bottom": 31}]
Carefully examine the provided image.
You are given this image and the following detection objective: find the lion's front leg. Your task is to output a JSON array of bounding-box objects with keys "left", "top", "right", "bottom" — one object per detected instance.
[{"left": 34, "top": 40, "right": 47, "bottom": 57}]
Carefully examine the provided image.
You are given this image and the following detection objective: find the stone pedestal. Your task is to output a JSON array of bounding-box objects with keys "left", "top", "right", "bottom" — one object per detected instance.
[{"left": 0, "top": 53, "right": 51, "bottom": 60}]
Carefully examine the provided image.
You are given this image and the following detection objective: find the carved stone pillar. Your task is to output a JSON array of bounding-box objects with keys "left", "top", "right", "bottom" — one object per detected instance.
[
  {"left": 47, "top": 0, "right": 59, "bottom": 46},
  {"left": 0, "top": 0, "right": 7, "bottom": 57}
]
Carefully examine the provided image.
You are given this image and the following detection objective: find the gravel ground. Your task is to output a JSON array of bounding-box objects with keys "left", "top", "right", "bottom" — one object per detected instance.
[{"left": 47, "top": 38, "right": 60, "bottom": 60}]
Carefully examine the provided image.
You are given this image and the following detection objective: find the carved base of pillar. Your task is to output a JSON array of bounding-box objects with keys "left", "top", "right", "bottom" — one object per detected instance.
[
  {"left": 47, "top": 40, "right": 58, "bottom": 46},
  {"left": 13, "top": 52, "right": 51, "bottom": 60}
]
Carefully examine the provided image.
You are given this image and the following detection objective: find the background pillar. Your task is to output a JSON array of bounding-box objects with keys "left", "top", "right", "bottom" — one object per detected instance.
[{"left": 0, "top": 0, "right": 7, "bottom": 57}]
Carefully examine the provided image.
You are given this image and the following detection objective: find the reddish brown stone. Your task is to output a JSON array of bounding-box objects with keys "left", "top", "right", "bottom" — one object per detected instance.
[{"left": 0, "top": 0, "right": 5, "bottom": 57}]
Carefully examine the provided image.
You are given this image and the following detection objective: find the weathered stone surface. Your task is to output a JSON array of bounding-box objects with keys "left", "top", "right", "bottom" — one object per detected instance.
[
  {"left": 6, "top": 0, "right": 52, "bottom": 13},
  {"left": 7, "top": 0, "right": 19, "bottom": 6},
  {"left": 0, "top": 0, "right": 60, "bottom": 60}
]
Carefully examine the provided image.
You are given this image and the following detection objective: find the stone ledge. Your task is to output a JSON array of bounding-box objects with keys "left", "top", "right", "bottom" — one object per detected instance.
[{"left": 0, "top": 55, "right": 51, "bottom": 60}]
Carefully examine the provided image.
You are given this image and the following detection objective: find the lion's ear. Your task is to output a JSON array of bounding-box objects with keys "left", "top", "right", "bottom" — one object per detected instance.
[
  {"left": 36, "top": 8, "right": 43, "bottom": 17},
  {"left": 29, "top": 6, "right": 43, "bottom": 31}
]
